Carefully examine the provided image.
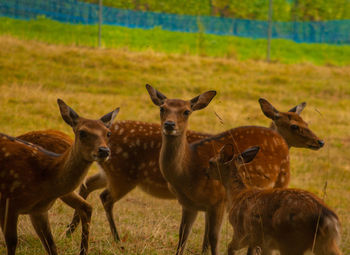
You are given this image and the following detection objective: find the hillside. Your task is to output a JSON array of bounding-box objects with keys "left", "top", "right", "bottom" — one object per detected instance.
[{"left": 0, "top": 36, "right": 349, "bottom": 254}]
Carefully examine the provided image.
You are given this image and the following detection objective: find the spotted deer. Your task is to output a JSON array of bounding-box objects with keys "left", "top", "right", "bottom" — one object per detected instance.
[
  {"left": 208, "top": 144, "right": 342, "bottom": 255},
  {"left": 19, "top": 122, "right": 210, "bottom": 242},
  {"left": 24, "top": 98, "right": 324, "bottom": 244},
  {"left": 0, "top": 99, "right": 119, "bottom": 255}
]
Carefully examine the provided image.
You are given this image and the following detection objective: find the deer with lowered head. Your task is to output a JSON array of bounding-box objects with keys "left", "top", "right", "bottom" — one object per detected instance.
[
  {"left": 208, "top": 144, "right": 342, "bottom": 255},
  {"left": 0, "top": 99, "right": 119, "bottom": 255}
]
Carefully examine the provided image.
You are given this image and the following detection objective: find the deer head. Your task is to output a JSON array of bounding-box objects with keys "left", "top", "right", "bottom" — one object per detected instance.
[
  {"left": 259, "top": 98, "right": 324, "bottom": 150},
  {"left": 57, "top": 99, "right": 119, "bottom": 162},
  {"left": 145, "top": 84, "right": 216, "bottom": 137},
  {"left": 208, "top": 144, "right": 260, "bottom": 187}
]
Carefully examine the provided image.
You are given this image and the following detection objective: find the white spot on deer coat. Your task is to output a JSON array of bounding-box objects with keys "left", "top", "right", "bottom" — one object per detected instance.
[
  {"left": 114, "top": 124, "right": 119, "bottom": 131},
  {"left": 119, "top": 128, "right": 124, "bottom": 135},
  {"left": 115, "top": 146, "right": 122, "bottom": 154},
  {"left": 136, "top": 139, "right": 140, "bottom": 146}
]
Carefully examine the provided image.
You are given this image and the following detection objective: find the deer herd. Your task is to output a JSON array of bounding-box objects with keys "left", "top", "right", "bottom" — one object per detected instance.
[{"left": 0, "top": 85, "right": 342, "bottom": 255}]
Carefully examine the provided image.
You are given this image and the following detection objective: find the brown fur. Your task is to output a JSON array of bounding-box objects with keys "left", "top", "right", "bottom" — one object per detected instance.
[
  {"left": 21, "top": 100, "right": 323, "bottom": 243},
  {"left": 0, "top": 99, "right": 119, "bottom": 255},
  {"left": 208, "top": 144, "right": 341, "bottom": 255}
]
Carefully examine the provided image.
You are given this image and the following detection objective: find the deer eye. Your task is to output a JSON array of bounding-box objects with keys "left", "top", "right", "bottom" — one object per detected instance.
[
  {"left": 290, "top": 125, "right": 299, "bottom": 131},
  {"left": 160, "top": 107, "right": 165, "bottom": 113},
  {"left": 107, "top": 132, "right": 112, "bottom": 138},
  {"left": 79, "top": 130, "right": 87, "bottom": 139},
  {"left": 183, "top": 110, "right": 191, "bottom": 116}
]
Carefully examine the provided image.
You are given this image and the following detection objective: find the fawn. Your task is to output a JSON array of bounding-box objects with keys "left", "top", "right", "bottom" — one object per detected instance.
[
  {"left": 0, "top": 99, "right": 119, "bottom": 255},
  {"left": 208, "top": 144, "right": 342, "bottom": 255}
]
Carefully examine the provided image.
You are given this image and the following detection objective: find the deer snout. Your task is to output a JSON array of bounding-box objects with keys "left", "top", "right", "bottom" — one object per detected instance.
[
  {"left": 318, "top": 140, "right": 325, "bottom": 147},
  {"left": 164, "top": 121, "right": 176, "bottom": 131},
  {"left": 97, "top": 147, "right": 110, "bottom": 159}
]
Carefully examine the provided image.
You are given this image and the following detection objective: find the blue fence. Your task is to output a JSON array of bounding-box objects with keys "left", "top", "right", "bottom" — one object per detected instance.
[{"left": 1, "top": 0, "right": 349, "bottom": 44}]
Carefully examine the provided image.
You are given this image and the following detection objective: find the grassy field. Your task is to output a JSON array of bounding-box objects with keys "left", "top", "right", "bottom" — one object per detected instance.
[
  {"left": 0, "top": 35, "right": 349, "bottom": 254},
  {"left": 1, "top": 17, "right": 350, "bottom": 66}
]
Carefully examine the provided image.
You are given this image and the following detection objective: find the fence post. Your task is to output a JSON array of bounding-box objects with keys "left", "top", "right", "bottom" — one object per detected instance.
[
  {"left": 98, "top": 0, "right": 102, "bottom": 47},
  {"left": 267, "top": 0, "right": 273, "bottom": 62}
]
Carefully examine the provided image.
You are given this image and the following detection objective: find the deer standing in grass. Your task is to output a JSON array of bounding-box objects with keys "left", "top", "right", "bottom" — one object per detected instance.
[
  {"left": 208, "top": 144, "right": 342, "bottom": 255},
  {"left": 0, "top": 99, "right": 119, "bottom": 255},
  {"left": 22, "top": 98, "right": 324, "bottom": 245}
]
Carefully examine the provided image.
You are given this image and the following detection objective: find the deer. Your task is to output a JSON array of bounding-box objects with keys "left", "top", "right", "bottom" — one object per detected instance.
[
  {"left": 19, "top": 122, "right": 210, "bottom": 242},
  {"left": 21, "top": 98, "right": 324, "bottom": 246},
  {"left": 0, "top": 99, "right": 119, "bottom": 255},
  {"left": 207, "top": 144, "right": 342, "bottom": 255}
]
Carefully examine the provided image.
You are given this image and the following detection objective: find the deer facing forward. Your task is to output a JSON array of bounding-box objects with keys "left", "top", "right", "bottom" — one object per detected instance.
[{"left": 0, "top": 99, "right": 119, "bottom": 255}]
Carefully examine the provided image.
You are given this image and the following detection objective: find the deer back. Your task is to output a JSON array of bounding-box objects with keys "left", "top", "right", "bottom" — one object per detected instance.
[
  {"left": 0, "top": 133, "right": 60, "bottom": 210},
  {"left": 193, "top": 125, "right": 289, "bottom": 189}
]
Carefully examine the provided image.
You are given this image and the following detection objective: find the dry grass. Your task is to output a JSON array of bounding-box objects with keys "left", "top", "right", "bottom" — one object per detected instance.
[{"left": 0, "top": 35, "right": 349, "bottom": 254}]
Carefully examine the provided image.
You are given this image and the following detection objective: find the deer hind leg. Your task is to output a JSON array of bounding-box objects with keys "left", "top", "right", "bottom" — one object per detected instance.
[
  {"left": 67, "top": 172, "right": 107, "bottom": 234},
  {"left": 176, "top": 207, "right": 198, "bottom": 255},
  {"left": 201, "top": 212, "right": 210, "bottom": 254},
  {"left": 30, "top": 212, "right": 58, "bottom": 255},
  {"left": 1, "top": 206, "right": 19, "bottom": 255},
  {"left": 60, "top": 192, "right": 92, "bottom": 255},
  {"left": 207, "top": 203, "right": 225, "bottom": 255}
]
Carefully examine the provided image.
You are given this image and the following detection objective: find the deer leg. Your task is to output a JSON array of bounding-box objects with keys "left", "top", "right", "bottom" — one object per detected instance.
[
  {"left": 67, "top": 172, "right": 106, "bottom": 234},
  {"left": 60, "top": 192, "right": 92, "bottom": 255},
  {"left": 30, "top": 212, "right": 58, "bottom": 255},
  {"left": 1, "top": 207, "right": 19, "bottom": 255},
  {"left": 100, "top": 175, "right": 137, "bottom": 242},
  {"left": 176, "top": 207, "right": 198, "bottom": 255},
  {"left": 208, "top": 203, "right": 225, "bottom": 255},
  {"left": 201, "top": 212, "right": 210, "bottom": 254}
]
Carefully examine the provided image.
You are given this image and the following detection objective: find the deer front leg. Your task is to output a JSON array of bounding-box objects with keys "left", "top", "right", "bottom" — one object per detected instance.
[
  {"left": 1, "top": 207, "right": 19, "bottom": 255},
  {"left": 208, "top": 203, "right": 225, "bottom": 255},
  {"left": 61, "top": 192, "right": 92, "bottom": 255},
  {"left": 201, "top": 212, "right": 210, "bottom": 254},
  {"left": 176, "top": 207, "right": 198, "bottom": 255},
  {"left": 67, "top": 172, "right": 106, "bottom": 234},
  {"left": 30, "top": 212, "right": 58, "bottom": 255}
]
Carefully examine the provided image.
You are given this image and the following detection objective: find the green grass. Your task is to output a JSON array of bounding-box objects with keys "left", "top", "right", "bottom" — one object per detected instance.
[
  {"left": 0, "top": 36, "right": 349, "bottom": 254},
  {"left": 1, "top": 17, "right": 350, "bottom": 66}
]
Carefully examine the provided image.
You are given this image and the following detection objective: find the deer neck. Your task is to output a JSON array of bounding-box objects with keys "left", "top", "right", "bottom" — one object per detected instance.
[
  {"left": 49, "top": 142, "right": 92, "bottom": 196},
  {"left": 224, "top": 173, "right": 247, "bottom": 206},
  {"left": 159, "top": 130, "right": 191, "bottom": 183},
  {"left": 269, "top": 122, "right": 291, "bottom": 149}
]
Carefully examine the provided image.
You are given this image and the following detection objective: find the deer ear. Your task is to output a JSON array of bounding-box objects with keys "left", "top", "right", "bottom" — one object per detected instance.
[
  {"left": 57, "top": 99, "right": 80, "bottom": 127},
  {"left": 100, "top": 107, "right": 120, "bottom": 128},
  {"left": 259, "top": 98, "right": 281, "bottom": 120},
  {"left": 219, "top": 144, "right": 235, "bottom": 163},
  {"left": 190, "top": 90, "right": 216, "bottom": 111},
  {"left": 235, "top": 146, "right": 260, "bottom": 166},
  {"left": 146, "top": 84, "right": 167, "bottom": 106},
  {"left": 288, "top": 102, "right": 306, "bottom": 115}
]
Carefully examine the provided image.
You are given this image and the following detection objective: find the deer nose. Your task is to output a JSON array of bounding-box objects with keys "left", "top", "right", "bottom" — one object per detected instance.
[
  {"left": 98, "top": 147, "right": 110, "bottom": 158},
  {"left": 164, "top": 121, "right": 175, "bottom": 131},
  {"left": 318, "top": 140, "right": 325, "bottom": 147}
]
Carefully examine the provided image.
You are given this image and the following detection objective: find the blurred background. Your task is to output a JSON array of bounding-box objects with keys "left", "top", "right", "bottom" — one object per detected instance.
[{"left": 1, "top": 0, "right": 350, "bottom": 64}]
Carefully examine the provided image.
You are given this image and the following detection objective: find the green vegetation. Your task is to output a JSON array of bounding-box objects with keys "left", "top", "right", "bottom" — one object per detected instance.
[
  {"left": 84, "top": 0, "right": 350, "bottom": 21},
  {"left": 1, "top": 17, "right": 350, "bottom": 66},
  {"left": 0, "top": 35, "right": 349, "bottom": 254}
]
